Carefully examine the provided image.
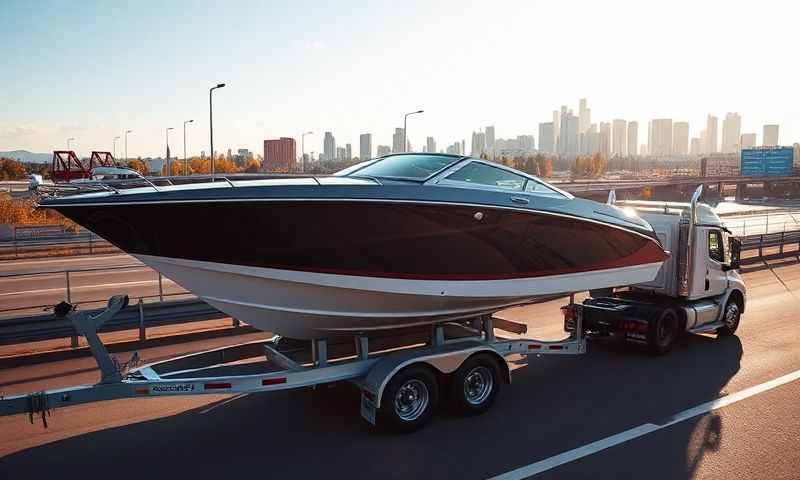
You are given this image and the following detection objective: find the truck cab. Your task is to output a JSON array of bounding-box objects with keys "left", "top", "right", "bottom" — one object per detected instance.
[{"left": 576, "top": 186, "right": 746, "bottom": 354}]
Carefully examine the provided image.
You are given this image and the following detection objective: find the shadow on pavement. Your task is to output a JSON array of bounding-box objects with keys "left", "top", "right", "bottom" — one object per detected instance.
[{"left": 0, "top": 333, "right": 743, "bottom": 480}]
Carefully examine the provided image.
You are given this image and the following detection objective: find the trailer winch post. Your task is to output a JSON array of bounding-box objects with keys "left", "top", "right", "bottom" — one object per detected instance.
[{"left": 69, "top": 295, "right": 129, "bottom": 384}]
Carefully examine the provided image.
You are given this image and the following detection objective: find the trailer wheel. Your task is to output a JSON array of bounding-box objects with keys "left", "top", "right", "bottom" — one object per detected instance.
[
  {"left": 647, "top": 308, "right": 679, "bottom": 355},
  {"left": 379, "top": 365, "right": 439, "bottom": 433},
  {"left": 450, "top": 353, "right": 502, "bottom": 416},
  {"left": 716, "top": 300, "right": 741, "bottom": 336}
]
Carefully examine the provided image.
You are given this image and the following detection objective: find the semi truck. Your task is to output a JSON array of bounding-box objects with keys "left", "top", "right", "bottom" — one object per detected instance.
[{"left": 565, "top": 187, "right": 745, "bottom": 355}]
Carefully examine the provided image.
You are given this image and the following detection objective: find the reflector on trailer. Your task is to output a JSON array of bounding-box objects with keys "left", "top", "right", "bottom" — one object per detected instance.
[
  {"left": 204, "top": 383, "right": 232, "bottom": 390},
  {"left": 262, "top": 377, "right": 287, "bottom": 386}
]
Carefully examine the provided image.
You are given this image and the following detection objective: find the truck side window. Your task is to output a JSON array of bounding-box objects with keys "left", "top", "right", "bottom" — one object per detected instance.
[{"left": 708, "top": 230, "right": 724, "bottom": 262}]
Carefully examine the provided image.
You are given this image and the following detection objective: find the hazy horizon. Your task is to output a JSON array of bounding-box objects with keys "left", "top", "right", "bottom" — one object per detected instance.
[{"left": 2, "top": 0, "right": 798, "bottom": 158}]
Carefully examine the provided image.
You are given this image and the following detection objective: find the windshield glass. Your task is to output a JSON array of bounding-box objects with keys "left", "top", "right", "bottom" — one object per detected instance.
[{"left": 346, "top": 154, "right": 460, "bottom": 180}]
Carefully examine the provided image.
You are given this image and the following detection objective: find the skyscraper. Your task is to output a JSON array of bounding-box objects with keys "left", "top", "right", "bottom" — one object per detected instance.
[
  {"left": 599, "top": 122, "right": 611, "bottom": 158},
  {"left": 763, "top": 124, "right": 779, "bottom": 146},
  {"left": 690, "top": 138, "right": 702, "bottom": 156},
  {"left": 627, "top": 121, "right": 638, "bottom": 157},
  {"left": 558, "top": 109, "right": 579, "bottom": 156},
  {"left": 359, "top": 133, "right": 372, "bottom": 161},
  {"left": 538, "top": 122, "right": 554, "bottom": 154},
  {"left": 323, "top": 132, "right": 336, "bottom": 161},
  {"left": 721, "top": 112, "right": 742, "bottom": 153},
  {"left": 705, "top": 115, "right": 718, "bottom": 154},
  {"left": 672, "top": 122, "right": 689, "bottom": 155},
  {"left": 392, "top": 128, "right": 405, "bottom": 153},
  {"left": 552, "top": 110, "right": 561, "bottom": 153},
  {"left": 578, "top": 98, "right": 590, "bottom": 134},
  {"left": 485, "top": 126, "right": 495, "bottom": 157},
  {"left": 426, "top": 137, "right": 436, "bottom": 154},
  {"left": 612, "top": 119, "right": 627, "bottom": 157},
  {"left": 648, "top": 119, "right": 673, "bottom": 157},
  {"left": 471, "top": 131, "right": 486, "bottom": 157},
  {"left": 345, "top": 143, "right": 352, "bottom": 161},
  {"left": 263, "top": 137, "right": 297, "bottom": 172},
  {"left": 740, "top": 133, "right": 757, "bottom": 149}
]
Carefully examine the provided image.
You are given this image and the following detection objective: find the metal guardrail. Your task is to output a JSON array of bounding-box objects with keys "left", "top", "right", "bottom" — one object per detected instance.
[
  {"left": 0, "top": 235, "right": 118, "bottom": 259},
  {"left": 0, "top": 298, "right": 229, "bottom": 347},
  {"left": 0, "top": 264, "right": 188, "bottom": 315}
]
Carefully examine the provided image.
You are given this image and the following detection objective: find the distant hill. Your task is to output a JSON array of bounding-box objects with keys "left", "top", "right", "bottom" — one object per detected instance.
[{"left": 0, "top": 150, "right": 51, "bottom": 163}]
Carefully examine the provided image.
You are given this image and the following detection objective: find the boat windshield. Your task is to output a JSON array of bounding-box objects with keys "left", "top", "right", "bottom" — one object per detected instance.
[{"left": 344, "top": 154, "right": 461, "bottom": 180}]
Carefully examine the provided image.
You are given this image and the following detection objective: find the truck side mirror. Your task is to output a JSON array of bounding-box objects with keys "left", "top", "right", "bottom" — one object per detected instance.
[{"left": 724, "top": 237, "right": 741, "bottom": 271}]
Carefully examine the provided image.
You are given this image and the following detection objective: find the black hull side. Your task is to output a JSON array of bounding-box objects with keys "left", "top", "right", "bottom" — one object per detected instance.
[{"left": 50, "top": 200, "right": 666, "bottom": 280}]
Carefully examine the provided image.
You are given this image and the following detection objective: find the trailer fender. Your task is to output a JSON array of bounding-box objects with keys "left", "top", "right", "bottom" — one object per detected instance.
[{"left": 364, "top": 344, "right": 509, "bottom": 409}]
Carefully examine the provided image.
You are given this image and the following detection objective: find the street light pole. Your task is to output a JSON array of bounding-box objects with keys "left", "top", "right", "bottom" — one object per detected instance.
[
  {"left": 301, "top": 131, "right": 313, "bottom": 172},
  {"left": 403, "top": 110, "right": 424, "bottom": 153},
  {"left": 124, "top": 130, "right": 132, "bottom": 164},
  {"left": 165, "top": 127, "right": 174, "bottom": 175},
  {"left": 113, "top": 136, "right": 120, "bottom": 160},
  {"left": 209, "top": 83, "right": 226, "bottom": 176},
  {"left": 183, "top": 119, "right": 194, "bottom": 176},
  {"left": 67, "top": 137, "right": 75, "bottom": 150}
]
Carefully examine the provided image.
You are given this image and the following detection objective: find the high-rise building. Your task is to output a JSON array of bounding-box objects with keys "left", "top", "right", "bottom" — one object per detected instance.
[
  {"left": 672, "top": 122, "right": 689, "bottom": 155},
  {"left": 392, "top": 128, "right": 405, "bottom": 153},
  {"left": 426, "top": 137, "right": 436, "bottom": 154},
  {"left": 377, "top": 145, "right": 391, "bottom": 156},
  {"left": 538, "top": 122, "right": 554, "bottom": 154},
  {"left": 705, "top": 115, "right": 718, "bottom": 154},
  {"left": 552, "top": 110, "right": 561, "bottom": 152},
  {"left": 599, "top": 122, "right": 611, "bottom": 158},
  {"left": 690, "top": 138, "right": 702, "bottom": 156},
  {"left": 336, "top": 146, "right": 346, "bottom": 161},
  {"left": 517, "top": 134, "right": 535, "bottom": 153},
  {"left": 586, "top": 123, "right": 599, "bottom": 155},
  {"left": 345, "top": 143, "right": 352, "bottom": 161},
  {"left": 485, "top": 126, "right": 495, "bottom": 157},
  {"left": 263, "top": 137, "right": 296, "bottom": 172},
  {"left": 323, "top": 132, "right": 336, "bottom": 161},
  {"left": 359, "top": 133, "right": 372, "bottom": 161},
  {"left": 578, "top": 98, "right": 590, "bottom": 134},
  {"left": 612, "top": 119, "right": 627, "bottom": 157},
  {"left": 699, "top": 129, "right": 707, "bottom": 155},
  {"left": 471, "top": 131, "right": 486, "bottom": 157},
  {"left": 763, "top": 124, "right": 779, "bottom": 146},
  {"left": 648, "top": 119, "right": 673, "bottom": 157},
  {"left": 740, "top": 133, "right": 757, "bottom": 149},
  {"left": 627, "top": 121, "right": 638, "bottom": 157},
  {"left": 558, "top": 109, "right": 579, "bottom": 156},
  {"left": 721, "top": 112, "right": 742, "bottom": 153}
]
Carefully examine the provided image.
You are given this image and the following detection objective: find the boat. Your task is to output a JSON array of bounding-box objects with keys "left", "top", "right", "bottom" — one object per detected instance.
[{"left": 38, "top": 153, "right": 669, "bottom": 339}]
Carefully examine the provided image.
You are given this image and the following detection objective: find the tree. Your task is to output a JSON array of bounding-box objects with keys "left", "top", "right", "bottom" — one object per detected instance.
[
  {"left": 127, "top": 159, "right": 148, "bottom": 175},
  {"left": 243, "top": 158, "right": 261, "bottom": 173},
  {"left": 0, "top": 158, "right": 27, "bottom": 180},
  {"left": 190, "top": 157, "right": 211, "bottom": 174}
]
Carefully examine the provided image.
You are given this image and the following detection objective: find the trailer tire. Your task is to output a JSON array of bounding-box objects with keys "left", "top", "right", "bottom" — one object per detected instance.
[
  {"left": 450, "top": 353, "right": 502, "bottom": 416},
  {"left": 647, "top": 308, "right": 679, "bottom": 355},
  {"left": 716, "top": 300, "right": 741, "bottom": 337},
  {"left": 379, "top": 365, "right": 439, "bottom": 433}
]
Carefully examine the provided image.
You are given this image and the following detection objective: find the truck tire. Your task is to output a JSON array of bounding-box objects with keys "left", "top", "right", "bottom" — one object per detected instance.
[
  {"left": 379, "top": 365, "right": 439, "bottom": 433},
  {"left": 450, "top": 353, "right": 503, "bottom": 416},
  {"left": 647, "top": 308, "right": 679, "bottom": 355},
  {"left": 716, "top": 300, "right": 741, "bottom": 336}
]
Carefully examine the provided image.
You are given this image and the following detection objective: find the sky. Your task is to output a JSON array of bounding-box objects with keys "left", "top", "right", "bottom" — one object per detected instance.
[{"left": 1, "top": 0, "right": 798, "bottom": 159}]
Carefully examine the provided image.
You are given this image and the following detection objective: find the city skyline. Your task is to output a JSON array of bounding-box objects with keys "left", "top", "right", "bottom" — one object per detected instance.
[{"left": 2, "top": 0, "right": 798, "bottom": 159}]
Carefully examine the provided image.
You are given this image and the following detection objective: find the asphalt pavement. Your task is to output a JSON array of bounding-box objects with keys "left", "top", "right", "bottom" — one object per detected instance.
[{"left": 2, "top": 257, "right": 800, "bottom": 479}]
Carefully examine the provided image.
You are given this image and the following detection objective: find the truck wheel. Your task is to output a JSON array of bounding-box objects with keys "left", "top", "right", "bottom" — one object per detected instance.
[
  {"left": 647, "top": 308, "right": 679, "bottom": 355},
  {"left": 716, "top": 300, "right": 741, "bottom": 336},
  {"left": 379, "top": 365, "right": 439, "bottom": 433},
  {"left": 450, "top": 353, "right": 502, "bottom": 416}
]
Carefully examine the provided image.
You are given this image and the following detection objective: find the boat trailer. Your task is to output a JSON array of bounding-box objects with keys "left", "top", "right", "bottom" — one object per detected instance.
[{"left": 1, "top": 294, "right": 586, "bottom": 433}]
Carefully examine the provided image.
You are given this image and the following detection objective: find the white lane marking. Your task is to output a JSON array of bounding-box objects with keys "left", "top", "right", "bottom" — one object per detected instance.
[
  {"left": 0, "top": 279, "right": 178, "bottom": 297},
  {"left": 0, "top": 254, "right": 133, "bottom": 268},
  {"left": 199, "top": 393, "right": 249, "bottom": 415},
  {"left": 490, "top": 368, "right": 800, "bottom": 479}
]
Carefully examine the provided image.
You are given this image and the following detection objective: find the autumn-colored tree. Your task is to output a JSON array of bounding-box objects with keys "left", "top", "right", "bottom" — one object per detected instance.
[
  {"left": 190, "top": 158, "right": 210, "bottom": 174},
  {"left": 0, "top": 158, "right": 27, "bottom": 180},
  {"left": 162, "top": 161, "right": 187, "bottom": 176},
  {"left": 214, "top": 156, "right": 240, "bottom": 173},
  {"left": 538, "top": 158, "right": 553, "bottom": 177},
  {"left": 127, "top": 159, "right": 148, "bottom": 175},
  {"left": 243, "top": 158, "right": 261, "bottom": 173}
]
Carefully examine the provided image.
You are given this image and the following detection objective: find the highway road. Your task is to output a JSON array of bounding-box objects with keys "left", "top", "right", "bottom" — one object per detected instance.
[
  {"left": 2, "top": 258, "right": 800, "bottom": 478},
  {"left": 0, "top": 254, "right": 188, "bottom": 316}
]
